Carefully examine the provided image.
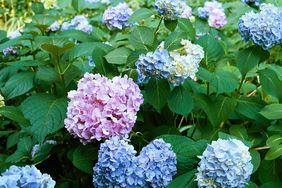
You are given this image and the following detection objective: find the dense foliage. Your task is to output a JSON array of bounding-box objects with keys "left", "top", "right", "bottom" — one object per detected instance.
[{"left": 0, "top": 0, "right": 282, "bottom": 187}]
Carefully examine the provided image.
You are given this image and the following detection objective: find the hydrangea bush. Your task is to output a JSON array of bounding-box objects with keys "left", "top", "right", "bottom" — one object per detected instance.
[{"left": 0, "top": 0, "right": 282, "bottom": 187}]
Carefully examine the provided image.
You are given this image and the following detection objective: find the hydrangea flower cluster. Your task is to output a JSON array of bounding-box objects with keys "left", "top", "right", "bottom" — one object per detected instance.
[
  {"left": 61, "top": 15, "right": 92, "bottom": 34},
  {"left": 0, "top": 165, "right": 56, "bottom": 188},
  {"left": 85, "top": 0, "right": 110, "bottom": 4},
  {"left": 64, "top": 73, "right": 143, "bottom": 144},
  {"left": 197, "top": 1, "right": 227, "bottom": 28},
  {"left": 136, "top": 139, "right": 177, "bottom": 188},
  {"left": 196, "top": 139, "right": 253, "bottom": 188},
  {"left": 136, "top": 39, "right": 204, "bottom": 86},
  {"left": 154, "top": 0, "right": 193, "bottom": 20},
  {"left": 93, "top": 136, "right": 146, "bottom": 187},
  {"left": 7, "top": 30, "right": 21, "bottom": 39},
  {"left": 238, "top": 3, "right": 282, "bottom": 49},
  {"left": 241, "top": 0, "right": 260, "bottom": 7},
  {"left": 103, "top": 3, "right": 133, "bottom": 30},
  {"left": 3, "top": 47, "right": 18, "bottom": 56},
  {"left": 0, "top": 94, "right": 5, "bottom": 108},
  {"left": 93, "top": 137, "right": 177, "bottom": 188}
]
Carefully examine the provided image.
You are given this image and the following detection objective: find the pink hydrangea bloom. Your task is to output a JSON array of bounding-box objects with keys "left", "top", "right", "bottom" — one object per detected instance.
[
  {"left": 208, "top": 8, "right": 227, "bottom": 28},
  {"left": 64, "top": 73, "right": 143, "bottom": 144}
]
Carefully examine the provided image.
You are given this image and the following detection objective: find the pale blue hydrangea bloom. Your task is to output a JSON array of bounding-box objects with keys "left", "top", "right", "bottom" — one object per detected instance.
[
  {"left": 238, "top": 3, "right": 282, "bottom": 49},
  {"left": 7, "top": 30, "right": 21, "bottom": 39},
  {"left": 197, "top": 7, "right": 209, "bottom": 19},
  {"left": 61, "top": 15, "right": 92, "bottom": 34},
  {"left": 241, "top": 0, "right": 260, "bottom": 6},
  {"left": 88, "top": 56, "right": 95, "bottom": 67},
  {"left": 48, "top": 21, "right": 60, "bottom": 32},
  {"left": 154, "top": 0, "right": 193, "bottom": 20},
  {"left": 0, "top": 165, "right": 56, "bottom": 188},
  {"left": 137, "top": 139, "right": 177, "bottom": 188},
  {"left": 3, "top": 47, "right": 18, "bottom": 56},
  {"left": 136, "top": 40, "right": 204, "bottom": 86},
  {"left": 85, "top": 0, "right": 110, "bottom": 4},
  {"left": 196, "top": 139, "right": 253, "bottom": 188},
  {"left": 93, "top": 136, "right": 146, "bottom": 188},
  {"left": 103, "top": 3, "right": 133, "bottom": 30}
]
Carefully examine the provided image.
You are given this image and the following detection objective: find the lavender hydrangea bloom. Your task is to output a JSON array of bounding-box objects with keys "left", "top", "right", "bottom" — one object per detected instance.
[
  {"left": 7, "top": 30, "right": 21, "bottom": 39},
  {"left": 85, "top": 0, "right": 110, "bottom": 4},
  {"left": 197, "top": 1, "right": 227, "bottom": 28},
  {"left": 136, "top": 40, "right": 204, "bottom": 86},
  {"left": 3, "top": 47, "right": 18, "bottom": 56},
  {"left": 93, "top": 136, "right": 146, "bottom": 188},
  {"left": 0, "top": 165, "right": 56, "bottom": 188},
  {"left": 64, "top": 73, "right": 143, "bottom": 144},
  {"left": 137, "top": 139, "right": 177, "bottom": 188},
  {"left": 61, "top": 15, "right": 92, "bottom": 33},
  {"left": 154, "top": 0, "right": 193, "bottom": 20},
  {"left": 238, "top": 3, "right": 282, "bottom": 49},
  {"left": 103, "top": 3, "right": 133, "bottom": 30},
  {"left": 196, "top": 139, "right": 253, "bottom": 188},
  {"left": 241, "top": 0, "right": 260, "bottom": 6}
]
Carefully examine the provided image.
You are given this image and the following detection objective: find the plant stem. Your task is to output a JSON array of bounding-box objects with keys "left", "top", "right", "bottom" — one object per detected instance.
[
  {"left": 254, "top": 146, "right": 270, "bottom": 151},
  {"left": 154, "top": 16, "right": 163, "bottom": 36}
]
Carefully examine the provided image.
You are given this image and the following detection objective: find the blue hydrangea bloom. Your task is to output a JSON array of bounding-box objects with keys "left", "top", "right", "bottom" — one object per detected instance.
[
  {"left": 93, "top": 136, "right": 146, "bottom": 188},
  {"left": 88, "top": 56, "right": 95, "bottom": 67},
  {"left": 0, "top": 165, "right": 56, "bottom": 188},
  {"left": 48, "top": 21, "right": 60, "bottom": 32},
  {"left": 3, "top": 47, "right": 18, "bottom": 56},
  {"left": 238, "top": 3, "right": 282, "bottom": 49},
  {"left": 103, "top": 3, "right": 133, "bottom": 30},
  {"left": 61, "top": 15, "right": 92, "bottom": 34},
  {"left": 197, "top": 7, "right": 209, "bottom": 19},
  {"left": 85, "top": 0, "right": 110, "bottom": 4},
  {"left": 154, "top": 0, "right": 186, "bottom": 20},
  {"left": 241, "top": 0, "right": 260, "bottom": 7},
  {"left": 196, "top": 139, "right": 253, "bottom": 188},
  {"left": 136, "top": 40, "right": 204, "bottom": 86},
  {"left": 137, "top": 139, "right": 177, "bottom": 188}
]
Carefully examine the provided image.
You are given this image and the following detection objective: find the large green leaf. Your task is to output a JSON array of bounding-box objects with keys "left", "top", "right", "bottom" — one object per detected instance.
[
  {"left": 128, "top": 8, "right": 155, "bottom": 23},
  {"left": 160, "top": 135, "right": 208, "bottom": 175},
  {"left": 168, "top": 86, "right": 193, "bottom": 117},
  {"left": 1, "top": 72, "right": 35, "bottom": 100},
  {"left": 129, "top": 26, "right": 154, "bottom": 50},
  {"left": 105, "top": 47, "right": 131, "bottom": 65},
  {"left": 72, "top": 145, "right": 98, "bottom": 174},
  {"left": 250, "top": 150, "right": 261, "bottom": 173},
  {"left": 265, "top": 145, "right": 282, "bottom": 160},
  {"left": 168, "top": 170, "right": 197, "bottom": 188},
  {"left": 259, "top": 68, "right": 282, "bottom": 101},
  {"left": 260, "top": 104, "right": 282, "bottom": 120},
  {"left": 20, "top": 94, "right": 67, "bottom": 142},
  {"left": 0, "top": 106, "right": 30, "bottom": 127},
  {"left": 165, "top": 32, "right": 188, "bottom": 51},
  {"left": 196, "top": 35, "right": 224, "bottom": 64},
  {"left": 144, "top": 79, "right": 171, "bottom": 112},
  {"left": 236, "top": 47, "right": 260, "bottom": 77},
  {"left": 6, "top": 137, "right": 34, "bottom": 163},
  {"left": 196, "top": 95, "right": 237, "bottom": 127},
  {"left": 266, "top": 135, "right": 282, "bottom": 147},
  {"left": 177, "top": 18, "right": 196, "bottom": 41}
]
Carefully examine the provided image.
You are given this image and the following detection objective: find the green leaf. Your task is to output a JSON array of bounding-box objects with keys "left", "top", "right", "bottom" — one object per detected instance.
[
  {"left": 168, "top": 86, "right": 193, "bottom": 117},
  {"left": 250, "top": 150, "right": 261, "bottom": 173},
  {"left": 105, "top": 47, "right": 131, "bottom": 65},
  {"left": 246, "top": 182, "right": 259, "bottom": 188},
  {"left": 128, "top": 8, "right": 154, "bottom": 23},
  {"left": 144, "top": 79, "right": 171, "bottom": 112},
  {"left": 196, "top": 35, "right": 224, "bottom": 64},
  {"left": 59, "top": 29, "right": 97, "bottom": 42},
  {"left": 1, "top": 72, "right": 35, "bottom": 100},
  {"left": 229, "top": 125, "right": 248, "bottom": 140},
  {"left": 36, "top": 66, "right": 60, "bottom": 82},
  {"left": 20, "top": 94, "right": 67, "bottom": 142},
  {"left": 165, "top": 32, "right": 187, "bottom": 51},
  {"left": 177, "top": 18, "right": 196, "bottom": 41},
  {"left": 164, "top": 20, "right": 178, "bottom": 32},
  {"left": 259, "top": 68, "right": 282, "bottom": 101},
  {"left": 72, "top": 145, "right": 98, "bottom": 174},
  {"left": 267, "top": 135, "right": 282, "bottom": 147},
  {"left": 32, "top": 142, "right": 56, "bottom": 163},
  {"left": 196, "top": 95, "right": 237, "bottom": 127},
  {"left": 260, "top": 104, "right": 282, "bottom": 120},
  {"left": 160, "top": 135, "right": 208, "bottom": 175},
  {"left": 258, "top": 160, "right": 282, "bottom": 182},
  {"left": 265, "top": 145, "right": 282, "bottom": 160},
  {"left": 0, "top": 106, "right": 30, "bottom": 127},
  {"left": 261, "top": 182, "right": 282, "bottom": 188},
  {"left": 236, "top": 47, "right": 260, "bottom": 77},
  {"left": 168, "top": 170, "right": 197, "bottom": 188},
  {"left": 5, "top": 60, "right": 48, "bottom": 67},
  {"left": 129, "top": 26, "right": 154, "bottom": 50},
  {"left": 6, "top": 137, "right": 34, "bottom": 163}
]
